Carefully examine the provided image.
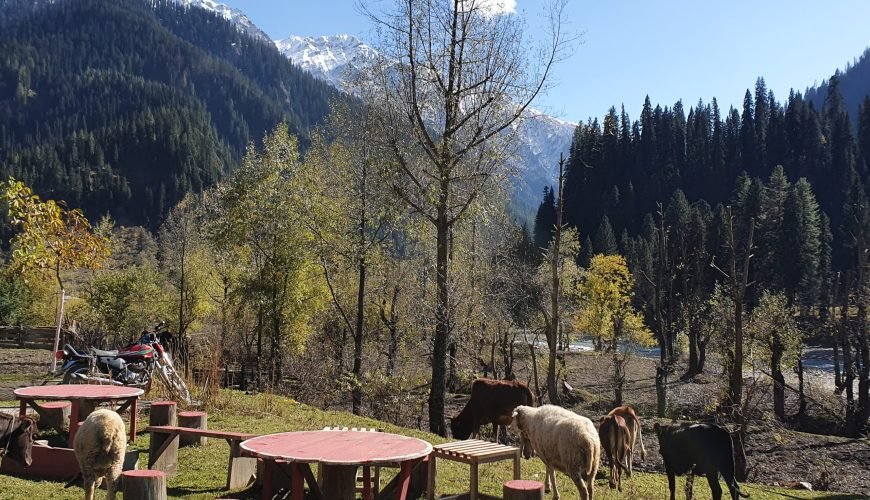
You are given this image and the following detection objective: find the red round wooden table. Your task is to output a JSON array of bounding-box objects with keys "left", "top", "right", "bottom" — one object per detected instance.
[
  {"left": 15, "top": 384, "right": 144, "bottom": 445},
  {"left": 241, "top": 430, "right": 432, "bottom": 500}
]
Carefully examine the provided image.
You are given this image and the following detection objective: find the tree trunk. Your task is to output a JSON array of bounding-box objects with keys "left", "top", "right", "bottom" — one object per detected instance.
[
  {"left": 612, "top": 333, "right": 624, "bottom": 407},
  {"left": 547, "top": 156, "right": 565, "bottom": 406},
  {"left": 833, "top": 273, "right": 842, "bottom": 391},
  {"left": 687, "top": 325, "right": 699, "bottom": 376},
  {"left": 529, "top": 340, "right": 541, "bottom": 401},
  {"left": 771, "top": 333, "right": 785, "bottom": 421},
  {"left": 256, "top": 307, "right": 263, "bottom": 391},
  {"left": 429, "top": 212, "right": 450, "bottom": 436},
  {"left": 726, "top": 210, "right": 753, "bottom": 414},
  {"left": 352, "top": 258, "right": 366, "bottom": 415},
  {"left": 698, "top": 337, "right": 708, "bottom": 373},
  {"left": 796, "top": 351, "right": 807, "bottom": 420}
]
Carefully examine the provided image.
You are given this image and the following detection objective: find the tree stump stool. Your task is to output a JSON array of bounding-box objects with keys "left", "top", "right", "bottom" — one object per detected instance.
[
  {"left": 122, "top": 469, "right": 167, "bottom": 500},
  {"left": 178, "top": 411, "right": 207, "bottom": 446},
  {"left": 149, "top": 401, "right": 177, "bottom": 427},
  {"left": 503, "top": 480, "right": 545, "bottom": 500},
  {"left": 39, "top": 401, "right": 71, "bottom": 432}
]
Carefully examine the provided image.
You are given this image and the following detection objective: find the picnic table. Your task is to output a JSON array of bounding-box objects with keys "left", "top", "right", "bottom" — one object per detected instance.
[
  {"left": 240, "top": 429, "right": 432, "bottom": 500},
  {"left": 14, "top": 384, "right": 143, "bottom": 445}
]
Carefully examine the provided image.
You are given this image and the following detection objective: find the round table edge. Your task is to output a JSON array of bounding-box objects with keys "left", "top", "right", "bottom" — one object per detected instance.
[
  {"left": 13, "top": 386, "right": 145, "bottom": 400},
  {"left": 239, "top": 433, "right": 433, "bottom": 466}
]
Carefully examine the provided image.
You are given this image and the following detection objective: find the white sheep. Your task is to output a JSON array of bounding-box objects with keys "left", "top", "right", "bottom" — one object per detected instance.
[
  {"left": 73, "top": 408, "right": 127, "bottom": 500},
  {"left": 511, "top": 404, "right": 601, "bottom": 500}
]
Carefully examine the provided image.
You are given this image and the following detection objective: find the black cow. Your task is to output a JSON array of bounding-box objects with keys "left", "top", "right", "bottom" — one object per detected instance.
[
  {"left": 654, "top": 422, "right": 748, "bottom": 500},
  {"left": 0, "top": 413, "right": 37, "bottom": 468}
]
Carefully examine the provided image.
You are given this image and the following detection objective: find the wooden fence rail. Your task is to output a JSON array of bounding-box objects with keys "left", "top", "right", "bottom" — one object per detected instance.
[{"left": 0, "top": 326, "right": 72, "bottom": 350}]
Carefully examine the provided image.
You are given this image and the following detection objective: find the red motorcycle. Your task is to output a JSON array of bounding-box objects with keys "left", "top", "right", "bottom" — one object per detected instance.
[{"left": 56, "top": 322, "right": 194, "bottom": 404}]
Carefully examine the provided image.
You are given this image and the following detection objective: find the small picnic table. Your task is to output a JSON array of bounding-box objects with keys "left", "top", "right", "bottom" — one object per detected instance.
[
  {"left": 14, "top": 384, "right": 143, "bottom": 445},
  {"left": 240, "top": 430, "right": 432, "bottom": 500}
]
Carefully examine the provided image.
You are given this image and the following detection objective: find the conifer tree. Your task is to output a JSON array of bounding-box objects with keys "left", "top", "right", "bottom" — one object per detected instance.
[
  {"left": 594, "top": 215, "right": 618, "bottom": 256},
  {"left": 533, "top": 186, "right": 557, "bottom": 252}
]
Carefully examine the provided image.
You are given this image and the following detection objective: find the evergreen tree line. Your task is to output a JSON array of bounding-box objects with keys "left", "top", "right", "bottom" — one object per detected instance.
[
  {"left": 0, "top": 0, "right": 339, "bottom": 228},
  {"left": 533, "top": 74, "right": 870, "bottom": 433}
]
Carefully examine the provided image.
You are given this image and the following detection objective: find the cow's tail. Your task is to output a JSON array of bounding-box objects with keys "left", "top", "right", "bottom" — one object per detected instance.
[
  {"left": 725, "top": 432, "right": 749, "bottom": 499},
  {"left": 526, "top": 384, "right": 536, "bottom": 407},
  {"left": 634, "top": 415, "right": 646, "bottom": 460}
]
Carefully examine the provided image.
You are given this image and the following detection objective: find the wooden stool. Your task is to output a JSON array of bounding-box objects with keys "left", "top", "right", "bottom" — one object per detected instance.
[
  {"left": 428, "top": 439, "right": 521, "bottom": 500},
  {"left": 122, "top": 469, "right": 167, "bottom": 500},
  {"left": 504, "top": 480, "right": 545, "bottom": 500},
  {"left": 149, "top": 401, "right": 177, "bottom": 427},
  {"left": 38, "top": 401, "right": 71, "bottom": 432},
  {"left": 178, "top": 411, "right": 207, "bottom": 446}
]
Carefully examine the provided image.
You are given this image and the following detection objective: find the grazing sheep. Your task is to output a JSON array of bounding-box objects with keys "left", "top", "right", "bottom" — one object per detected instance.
[
  {"left": 511, "top": 404, "right": 600, "bottom": 500},
  {"left": 606, "top": 405, "right": 646, "bottom": 475},
  {"left": 598, "top": 414, "right": 631, "bottom": 491},
  {"left": 73, "top": 409, "right": 127, "bottom": 500}
]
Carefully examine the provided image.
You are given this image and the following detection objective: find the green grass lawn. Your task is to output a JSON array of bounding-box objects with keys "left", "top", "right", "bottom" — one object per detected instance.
[{"left": 0, "top": 391, "right": 862, "bottom": 499}]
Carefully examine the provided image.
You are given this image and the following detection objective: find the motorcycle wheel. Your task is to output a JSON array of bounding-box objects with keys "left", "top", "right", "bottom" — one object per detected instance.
[{"left": 157, "top": 358, "right": 193, "bottom": 404}]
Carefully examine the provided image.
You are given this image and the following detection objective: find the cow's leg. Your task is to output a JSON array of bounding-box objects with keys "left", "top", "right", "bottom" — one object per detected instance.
[
  {"left": 626, "top": 431, "right": 634, "bottom": 476},
  {"left": 666, "top": 470, "right": 676, "bottom": 500},
  {"left": 492, "top": 423, "right": 499, "bottom": 443},
  {"left": 685, "top": 472, "right": 694, "bottom": 500},
  {"left": 543, "top": 465, "right": 552, "bottom": 493},
  {"left": 706, "top": 471, "right": 723, "bottom": 500}
]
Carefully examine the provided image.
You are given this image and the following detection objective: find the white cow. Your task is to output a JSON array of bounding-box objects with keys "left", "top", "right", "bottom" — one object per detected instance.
[{"left": 511, "top": 404, "right": 601, "bottom": 500}]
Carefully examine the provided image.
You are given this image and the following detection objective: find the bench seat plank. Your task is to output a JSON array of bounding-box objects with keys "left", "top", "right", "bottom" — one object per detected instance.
[{"left": 147, "top": 425, "right": 255, "bottom": 441}]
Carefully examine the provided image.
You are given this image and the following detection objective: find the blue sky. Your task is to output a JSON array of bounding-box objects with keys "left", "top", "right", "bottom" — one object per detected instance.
[{"left": 220, "top": 0, "right": 870, "bottom": 123}]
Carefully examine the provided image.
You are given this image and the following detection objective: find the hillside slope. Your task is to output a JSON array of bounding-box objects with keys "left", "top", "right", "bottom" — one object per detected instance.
[{"left": 0, "top": 0, "right": 338, "bottom": 227}]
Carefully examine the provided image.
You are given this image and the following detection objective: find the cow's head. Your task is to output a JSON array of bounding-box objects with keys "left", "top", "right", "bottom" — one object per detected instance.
[
  {"left": 2, "top": 416, "right": 37, "bottom": 468},
  {"left": 510, "top": 407, "right": 534, "bottom": 459},
  {"left": 449, "top": 414, "right": 472, "bottom": 440}
]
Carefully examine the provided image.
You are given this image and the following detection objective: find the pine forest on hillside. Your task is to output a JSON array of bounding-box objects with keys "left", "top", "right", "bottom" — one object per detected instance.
[
  {"left": 0, "top": 0, "right": 337, "bottom": 227},
  {"left": 1, "top": 0, "right": 870, "bottom": 496}
]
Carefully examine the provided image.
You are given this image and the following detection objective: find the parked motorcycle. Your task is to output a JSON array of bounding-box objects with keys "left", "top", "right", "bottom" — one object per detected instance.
[{"left": 55, "top": 322, "right": 195, "bottom": 404}]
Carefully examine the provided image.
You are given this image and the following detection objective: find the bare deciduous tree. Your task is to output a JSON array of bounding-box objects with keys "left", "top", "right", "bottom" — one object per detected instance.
[{"left": 362, "top": 0, "right": 573, "bottom": 434}]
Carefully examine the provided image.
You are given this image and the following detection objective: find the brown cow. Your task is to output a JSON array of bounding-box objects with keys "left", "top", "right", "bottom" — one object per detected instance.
[
  {"left": 0, "top": 413, "right": 37, "bottom": 468},
  {"left": 599, "top": 414, "right": 631, "bottom": 491},
  {"left": 607, "top": 405, "right": 646, "bottom": 475},
  {"left": 450, "top": 378, "right": 534, "bottom": 443}
]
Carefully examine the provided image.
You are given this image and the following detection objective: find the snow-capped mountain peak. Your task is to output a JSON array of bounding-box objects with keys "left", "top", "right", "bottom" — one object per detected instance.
[
  {"left": 275, "top": 34, "right": 379, "bottom": 89},
  {"left": 174, "top": 0, "right": 269, "bottom": 41}
]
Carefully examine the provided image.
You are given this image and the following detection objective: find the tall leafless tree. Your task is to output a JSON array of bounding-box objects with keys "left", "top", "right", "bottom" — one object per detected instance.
[{"left": 362, "top": 0, "right": 573, "bottom": 435}]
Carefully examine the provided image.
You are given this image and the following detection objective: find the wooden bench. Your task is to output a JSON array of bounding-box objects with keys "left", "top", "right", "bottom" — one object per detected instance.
[
  {"left": 427, "top": 439, "right": 521, "bottom": 500},
  {"left": 147, "top": 425, "right": 257, "bottom": 490}
]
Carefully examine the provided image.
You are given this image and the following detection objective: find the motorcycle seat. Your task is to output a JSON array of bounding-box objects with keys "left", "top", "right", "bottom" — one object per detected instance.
[{"left": 90, "top": 348, "right": 119, "bottom": 357}]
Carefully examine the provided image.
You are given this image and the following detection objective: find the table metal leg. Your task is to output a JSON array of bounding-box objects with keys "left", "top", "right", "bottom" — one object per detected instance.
[
  {"left": 18, "top": 399, "right": 26, "bottom": 417},
  {"left": 291, "top": 462, "right": 305, "bottom": 500},
  {"left": 68, "top": 400, "right": 80, "bottom": 446},
  {"left": 129, "top": 397, "right": 138, "bottom": 442}
]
